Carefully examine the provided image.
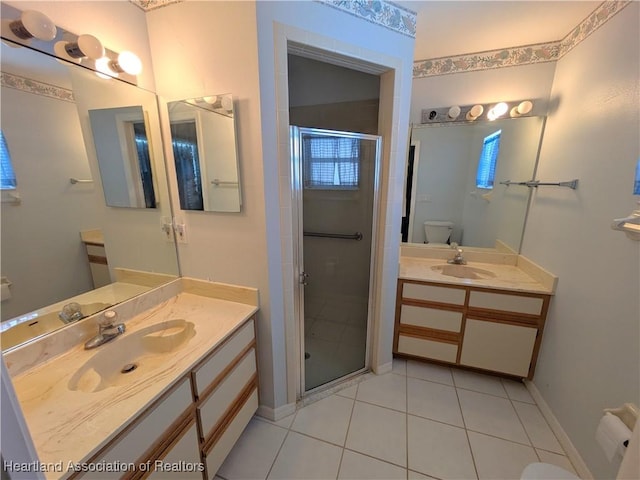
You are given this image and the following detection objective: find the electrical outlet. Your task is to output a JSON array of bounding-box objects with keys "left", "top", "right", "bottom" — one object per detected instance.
[{"left": 161, "top": 217, "right": 173, "bottom": 242}]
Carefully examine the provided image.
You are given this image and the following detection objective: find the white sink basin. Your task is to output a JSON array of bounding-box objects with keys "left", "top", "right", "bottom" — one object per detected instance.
[
  {"left": 431, "top": 264, "right": 497, "bottom": 280},
  {"left": 68, "top": 319, "right": 195, "bottom": 393}
]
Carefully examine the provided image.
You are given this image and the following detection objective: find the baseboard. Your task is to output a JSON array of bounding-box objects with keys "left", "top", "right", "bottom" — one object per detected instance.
[
  {"left": 256, "top": 402, "right": 296, "bottom": 422},
  {"left": 373, "top": 360, "right": 393, "bottom": 375},
  {"left": 525, "top": 380, "right": 593, "bottom": 480}
]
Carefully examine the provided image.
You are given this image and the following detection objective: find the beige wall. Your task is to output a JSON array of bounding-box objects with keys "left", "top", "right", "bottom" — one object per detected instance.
[{"left": 520, "top": 4, "right": 640, "bottom": 478}]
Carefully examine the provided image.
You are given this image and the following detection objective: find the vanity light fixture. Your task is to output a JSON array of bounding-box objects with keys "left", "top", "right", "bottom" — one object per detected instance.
[
  {"left": 8, "top": 9, "right": 56, "bottom": 41},
  {"left": 510, "top": 100, "right": 534, "bottom": 118}
]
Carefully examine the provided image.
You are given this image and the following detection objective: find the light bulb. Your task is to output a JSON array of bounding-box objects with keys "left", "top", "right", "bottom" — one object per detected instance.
[
  {"left": 203, "top": 96, "right": 218, "bottom": 104},
  {"left": 53, "top": 41, "right": 81, "bottom": 63},
  {"left": 64, "top": 34, "right": 104, "bottom": 60},
  {"left": 220, "top": 95, "right": 233, "bottom": 111},
  {"left": 95, "top": 56, "right": 118, "bottom": 79},
  {"left": 448, "top": 105, "right": 461, "bottom": 120},
  {"left": 492, "top": 102, "right": 508, "bottom": 118},
  {"left": 466, "top": 104, "right": 483, "bottom": 121},
  {"left": 116, "top": 51, "right": 142, "bottom": 75},
  {"left": 9, "top": 10, "right": 57, "bottom": 41},
  {"left": 517, "top": 100, "right": 533, "bottom": 115}
]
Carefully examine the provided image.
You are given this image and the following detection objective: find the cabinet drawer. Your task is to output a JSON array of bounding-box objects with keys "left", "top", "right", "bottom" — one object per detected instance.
[
  {"left": 204, "top": 389, "right": 258, "bottom": 478},
  {"left": 400, "top": 305, "right": 462, "bottom": 332},
  {"left": 82, "top": 378, "right": 192, "bottom": 478},
  {"left": 397, "top": 334, "right": 458, "bottom": 363},
  {"left": 198, "top": 348, "right": 257, "bottom": 441},
  {"left": 146, "top": 422, "right": 203, "bottom": 479},
  {"left": 460, "top": 319, "right": 537, "bottom": 377},
  {"left": 468, "top": 291, "right": 543, "bottom": 316},
  {"left": 402, "top": 283, "right": 465, "bottom": 305},
  {"left": 193, "top": 319, "right": 255, "bottom": 396}
]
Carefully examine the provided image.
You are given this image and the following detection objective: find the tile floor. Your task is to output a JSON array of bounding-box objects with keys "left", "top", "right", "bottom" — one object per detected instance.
[{"left": 216, "top": 359, "right": 578, "bottom": 480}]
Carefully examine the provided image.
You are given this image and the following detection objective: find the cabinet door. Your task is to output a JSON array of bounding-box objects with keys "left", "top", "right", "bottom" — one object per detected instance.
[
  {"left": 460, "top": 319, "right": 537, "bottom": 377},
  {"left": 147, "top": 422, "right": 203, "bottom": 479}
]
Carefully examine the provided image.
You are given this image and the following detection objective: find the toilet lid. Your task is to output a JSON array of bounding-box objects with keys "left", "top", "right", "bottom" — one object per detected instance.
[{"left": 521, "top": 463, "right": 579, "bottom": 480}]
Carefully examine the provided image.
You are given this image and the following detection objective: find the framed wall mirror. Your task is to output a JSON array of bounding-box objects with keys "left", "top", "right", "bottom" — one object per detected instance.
[
  {"left": 404, "top": 115, "right": 546, "bottom": 252},
  {"left": 89, "top": 105, "right": 157, "bottom": 208},
  {"left": 0, "top": 38, "right": 179, "bottom": 351},
  {"left": 167, "top": 94, "right": 242, "bottom": 213}
]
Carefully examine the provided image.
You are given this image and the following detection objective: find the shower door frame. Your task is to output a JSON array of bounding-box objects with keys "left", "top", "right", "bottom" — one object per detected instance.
[{"left": 290, "top": 126, "right": 382, "bottom": 398}]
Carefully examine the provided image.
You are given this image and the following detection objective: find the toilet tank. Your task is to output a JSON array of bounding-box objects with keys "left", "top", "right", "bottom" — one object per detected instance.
[{"left": 424, "top": 221, "right": 453, "bottom": 244}]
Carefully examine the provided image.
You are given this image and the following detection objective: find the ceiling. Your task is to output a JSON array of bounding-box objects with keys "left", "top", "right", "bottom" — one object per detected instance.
[{"left": 397, "top": 1, "right": 602, "bottom": 60}]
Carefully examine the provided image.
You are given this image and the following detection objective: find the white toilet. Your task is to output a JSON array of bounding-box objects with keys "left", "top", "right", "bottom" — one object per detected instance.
[
  {"left": 521, "top": 463, "right": 579, "bottom": 480},
  {"left": 423, "top": 221, "right": 453, "bottom": 246}
]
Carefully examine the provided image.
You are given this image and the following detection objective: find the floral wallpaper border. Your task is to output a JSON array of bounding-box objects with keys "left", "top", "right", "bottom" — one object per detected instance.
[
  {"left": 414, "top": 0, "right": 631, "bottom": 78},
  {"left": 130, "top": 0, "right": 181, "bottom": 12},
  {"left": 0, "top": 72, "right": 75, "bottom": 103},
  {"left": 314, "top": 0, "right": 417, "bottom": 38}
]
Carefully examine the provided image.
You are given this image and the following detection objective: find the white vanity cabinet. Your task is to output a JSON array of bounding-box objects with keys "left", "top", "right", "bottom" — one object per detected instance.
[
  {"left": 394, "top": 279, "right": 550, "bottom": 379},
  {"left": 73, "top": 317, "right": 258, "bottom": 480}
]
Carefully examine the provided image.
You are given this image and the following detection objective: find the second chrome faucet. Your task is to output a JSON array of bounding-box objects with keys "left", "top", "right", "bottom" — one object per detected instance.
[{"left": 447, "top": 242, "right": 467, "bottom": 265}]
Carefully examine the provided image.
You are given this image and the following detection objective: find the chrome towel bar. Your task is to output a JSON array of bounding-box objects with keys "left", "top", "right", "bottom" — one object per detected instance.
[
  {"left": 303, "top": 231, "right": 363, "bottom": 241},
  {"left": 500, "top": 179, "right": 578, "bottom": 189}
]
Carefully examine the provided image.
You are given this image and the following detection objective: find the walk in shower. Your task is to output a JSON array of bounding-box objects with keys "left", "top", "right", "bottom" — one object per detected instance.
[{"left": 291, "top": 127, "right": 381, "bottom": 394}]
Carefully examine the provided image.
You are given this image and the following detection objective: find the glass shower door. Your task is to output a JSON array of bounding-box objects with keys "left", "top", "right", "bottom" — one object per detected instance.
[{"left": 291, "top": 127, "right": 381, "bottom": 393}]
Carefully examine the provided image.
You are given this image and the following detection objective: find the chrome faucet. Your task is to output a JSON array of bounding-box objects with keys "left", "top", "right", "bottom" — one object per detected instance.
[
  {"left": 59, "top": 302, "right": 84, "bottom": 323},
  {"left": 84, "top": 311, "right": 125, "bottom": 350},
  {"left": 448, "top": 243, "right": 467, "bottom": 265}
]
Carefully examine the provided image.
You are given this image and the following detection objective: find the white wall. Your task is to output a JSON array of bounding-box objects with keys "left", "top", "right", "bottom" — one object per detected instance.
[
  {"left": 145, "top": 1, "right": 276, "bottom": 406},
  {"left": 520, "top": 4, "right": 640, "bottom": 478}
]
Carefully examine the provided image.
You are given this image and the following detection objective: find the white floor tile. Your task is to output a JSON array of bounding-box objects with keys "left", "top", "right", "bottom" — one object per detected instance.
[
  {"left": 392, "top": 358, "right": 407, "bottom": 375},
  {"left": 291, "top": 394, "right": 354, "bottom": 446},
  {"left": 406, "top": 360, "right": 454, "bottom": 386},
  {"left": 408, "top": 415, "right": 477, "bottom": 479},
  {"left": 338, "top": 450, "right": 407, "bottom": 480},
  {"left": 218, "top": 418, "right": 288, "bottom": 480},
  {"left": 341, "top": 325, "right": 367, "bottom": 346},
  {"left": 536, "top": 449, "right": 578, "bottom": 476},
  {"left": 356, "top": 373, "right": 407, "bottom": 412},
  {"left": 256, "top": 412, "right": 296, "bottom": 430},
  {"left": 468, "top": 431, "right": 538, "bottom": 480},
  {"left": 336, "top": 384, "right": 358, "bottom": 399},
  {"left": 268, "top": 431, "right": 342, "bottom": 480},
  {"left": 513, "top": 401, "right": 564, "bottom": 453},
  {"left": 452, "top": 369, "right": 507, "bottom": 397},
  {"left": 458, "top": 389, "right": 530, "bottom": 444},
  {"left": 408, "top": 471, "right": 439, "bottom": 479},
  {"left": 502, "top": 379, "right": 535, "bottom": 404},
  {"left": 318, "top": 303, "right": 352, "bottom": 324},
  {"left": 346, "top": 401, "right": 407, "bottom": 467},
  {"left": 407, "top": 377, "right": 464, "bottom": 427}
]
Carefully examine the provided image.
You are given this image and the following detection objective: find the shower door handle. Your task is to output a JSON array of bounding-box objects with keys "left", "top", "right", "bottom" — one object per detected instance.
[{"left": 299, "top": 272, "right": 309, "bottom": 286}]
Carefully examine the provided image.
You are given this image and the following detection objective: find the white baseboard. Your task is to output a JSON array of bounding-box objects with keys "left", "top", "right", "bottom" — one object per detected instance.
[
  {"left": 373, "top": 360, "right": 393, "bottom": 375},
  {"left": 525, "top": 380, "right": 593, "bottom": 480},
  {"left": 256, "top": 402, "right": 296, "bottom": 422}
]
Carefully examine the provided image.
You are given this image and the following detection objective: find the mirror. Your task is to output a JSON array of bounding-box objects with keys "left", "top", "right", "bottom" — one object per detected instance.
[
  {"left": 89, "top": 105, "right": 157, "bottom": 208},
  {"left": 167, "top": 95, "right": 241, "bottom": 212},
  {"left": 404, "top": 116, "right": 545, "bottom": 252},
  {"left": 0, "top": 39, "right": 179, "bottom": 350}
]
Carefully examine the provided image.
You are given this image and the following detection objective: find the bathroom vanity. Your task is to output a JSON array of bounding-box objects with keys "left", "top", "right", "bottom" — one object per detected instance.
[
  {"left": 5, "top": 279, "right": 259, "bottom": 480},
  {"left": 394, "top": 251, "right": 556, "bottom": 379}
]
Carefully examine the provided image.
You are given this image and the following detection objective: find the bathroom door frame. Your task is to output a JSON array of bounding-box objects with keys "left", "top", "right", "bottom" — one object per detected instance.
[{"left": 290, "top": 126, "right": 383, "bottom": 398}]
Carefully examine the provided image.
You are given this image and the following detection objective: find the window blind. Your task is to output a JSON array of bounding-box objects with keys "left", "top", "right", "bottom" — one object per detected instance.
[{"left": 476, "top": 130, "right": 502, "bottom": 189}]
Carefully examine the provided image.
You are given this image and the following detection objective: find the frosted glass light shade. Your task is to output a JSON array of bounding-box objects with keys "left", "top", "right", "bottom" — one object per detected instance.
[
  {"left": 9, "top": 10, "right": 57, "bottom": 41},
  {"left": 116, "top": 51, "right": 142, "bottom": 75}
]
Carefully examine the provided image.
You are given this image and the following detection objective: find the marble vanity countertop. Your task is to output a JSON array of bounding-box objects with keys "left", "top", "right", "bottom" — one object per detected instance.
[
  {"left": 400, "top": 256, "right": 555, "bottom": 294},
  {"left": 10, "top": 292, "right": 258, "bottom": 480}
]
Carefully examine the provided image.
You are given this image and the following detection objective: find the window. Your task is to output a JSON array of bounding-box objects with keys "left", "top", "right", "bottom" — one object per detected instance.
[
  {"left": 1, "top": 131, "right": 17, "bottom": 190},
  {"left": 476, "top": 130, "right": 502, "bottom": 189},
  {"left": 634, "top": 158, "right": 640, "bottom": 195},
  {"left": 303, "top": 136, "right": 360, "bottom": 189}
]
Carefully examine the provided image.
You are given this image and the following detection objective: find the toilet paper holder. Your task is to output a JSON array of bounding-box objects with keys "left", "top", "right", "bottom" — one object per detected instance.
[{"left": 604, "top": 403, "right": 639, "bottom": 434}]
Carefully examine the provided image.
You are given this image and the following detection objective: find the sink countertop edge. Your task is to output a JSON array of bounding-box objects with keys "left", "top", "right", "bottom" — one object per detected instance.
[
  {"left": 10, "top": 292, "right": 258, "bottom": 480},
  {"left": 399, "top": 256, "right": 556, "bottom": 295}
]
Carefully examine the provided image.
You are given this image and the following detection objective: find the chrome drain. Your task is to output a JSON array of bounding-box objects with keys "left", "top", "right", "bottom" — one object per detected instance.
[
  {"left": 121, "top": 363, "right": 138, "bottom": 374},
  {"left": 304, "top": 352, "right": 310, "bottom": 359}
]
